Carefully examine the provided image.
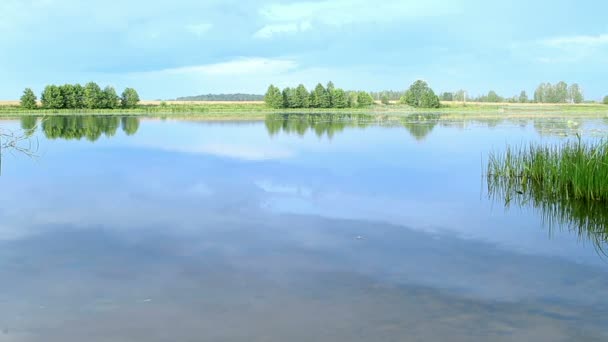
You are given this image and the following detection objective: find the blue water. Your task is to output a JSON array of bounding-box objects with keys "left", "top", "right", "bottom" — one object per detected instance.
[{"left": 0, "top": 116, "right": 606, "bottom": 341}]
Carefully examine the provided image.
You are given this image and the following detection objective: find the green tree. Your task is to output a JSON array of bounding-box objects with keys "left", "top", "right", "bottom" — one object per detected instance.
[
  {"left": 554, "top": 81, "right": 568, "bottom": 103},
  {"left": 400, "top": 80, "right": 441, "bottom": 108},
  {"left": 282, "top": 87, "right": 297, "bottom": 108},
  {"left": 83, "top": 82, "right": 103, "bottom": 109},
  {"left": 453, "top": 90, "right": 466, "bottom": 102},
  {"left": 519, "top": 90, "right": 528, "bottom": 103},
  {"left": 332, "top": 89, "right": 349, "bottom": 108},
  {"left": 295, "top": 84, "right": 310, "bottom": 108},
  {"left": 380, "top": 94, "right": 390, "bottom": 105},
  {"left": 41, "top": 85, "right": 64, "bottom": 109},
  {"left": 486, "top": 90, "right": 502, "bottom": 103},
  {"left": 311, "top": 83, "right": 330, "bottom": 108},
  {"left": 356, "top": 91, "right": 374, "bottom": 107},
  {"left": 441, "top": 92, "right": 453, "bottom": 101},
  {"left": 121, "top": 88, "right": 140, "bottom": 109},
  {"left": 101, "top": 86, "right": 119, "bottom": 109},
  {"left": 60, "top": 84, "right": 79, "bottom": 109},
  {"left": 326, "top": 81, "right": 335, "bottom": 107},
  {"left": 603, "top": 96, "right": 608, "bottom": 105},
  {"left": 568, "top": 83, "right": 583, "bottom": 104},
  {"left": 264, "top": 85, "right": 283, "bottom": 109},
  {"left": 20, "top": 88, "right": 38, "bottom": 109}
]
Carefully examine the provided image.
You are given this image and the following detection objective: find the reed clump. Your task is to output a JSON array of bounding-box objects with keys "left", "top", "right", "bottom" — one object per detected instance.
[{"left": 488, "top": 137, "right": 608, "bottom": 202}]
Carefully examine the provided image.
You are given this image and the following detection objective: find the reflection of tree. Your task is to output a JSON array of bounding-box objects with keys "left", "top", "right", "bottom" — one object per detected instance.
[
  {"left": 265, "top": 113, "right": 444, "bottom": 141},
  {"left": 121, "top": 117, "right": 140, "bottom": 136},
  {"left": 488, "top": 176, "right": 608, "bottom": 257},
  {"left": 41, "top": 116, "right": 140, "bottom": 141},
  {"left": 400, "top": 114, "right": 439, "bottom": 141},
  {"left": 20, "top": 116, "right": 38, "bottom": 137},
  {"left": 265, "top": 113, "right": 374, "bottom": 139}
]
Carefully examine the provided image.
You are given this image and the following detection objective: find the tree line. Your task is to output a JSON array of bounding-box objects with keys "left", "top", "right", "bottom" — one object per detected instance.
[
  {"left": 176, "top": 93, "right": 264, "bottom": 101},
  {"left": 20, "top": 83, "right": 140, "bottom": 110},
  {"left": 439, "top": 82, "right": 586, "bottom": 104},
  {"left": 265, "top": 82, "right": 374, "bottom": 109},
  {"left": 265, "top": 80, "right": 441, "bottom": 109}
]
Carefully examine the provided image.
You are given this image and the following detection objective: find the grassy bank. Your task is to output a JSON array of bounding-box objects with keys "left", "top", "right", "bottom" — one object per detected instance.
[{"left": 1, "top": 101, "right": 607, "bottom": 119}]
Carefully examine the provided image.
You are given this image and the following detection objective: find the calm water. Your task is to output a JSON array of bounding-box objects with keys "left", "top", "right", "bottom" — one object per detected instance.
[{"left": 0, "top": 115, "right": 607, "bottom": 342}]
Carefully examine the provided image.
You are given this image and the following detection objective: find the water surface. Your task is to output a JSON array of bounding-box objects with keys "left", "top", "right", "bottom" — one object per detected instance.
[{"left": 1, "top": 114, "right": 607, "bottom": 341}]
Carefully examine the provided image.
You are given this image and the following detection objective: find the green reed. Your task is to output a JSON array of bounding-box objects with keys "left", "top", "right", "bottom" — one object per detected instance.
[
  {"left": 487, "top": 137, "right": 608, "bottom": 254},
  {"left": 488, "top": 137, "right": 608, "bottom": 202}
]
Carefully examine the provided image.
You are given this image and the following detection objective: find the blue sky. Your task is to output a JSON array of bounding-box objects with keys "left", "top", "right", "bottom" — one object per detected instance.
[{"left": 1, "top": 0, "right": 607, "bottom": 100}]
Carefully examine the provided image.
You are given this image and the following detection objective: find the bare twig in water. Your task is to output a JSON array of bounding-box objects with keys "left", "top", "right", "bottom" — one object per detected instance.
[{"left": 0, "top": 126, "right": 39, "bottom": 174}]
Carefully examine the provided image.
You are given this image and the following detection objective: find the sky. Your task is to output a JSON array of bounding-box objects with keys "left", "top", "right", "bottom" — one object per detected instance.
[{"left": 1, "top": 0, "right": 607, "bottom": 100}]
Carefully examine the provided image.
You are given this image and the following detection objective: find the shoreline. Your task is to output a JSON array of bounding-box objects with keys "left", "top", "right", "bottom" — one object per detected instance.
[{"left": 0, "top": 101, "right": 607, "bottom": 120}]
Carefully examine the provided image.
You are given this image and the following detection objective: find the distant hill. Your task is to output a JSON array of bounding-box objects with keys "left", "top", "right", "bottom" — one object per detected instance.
[{"left": 176, "top": 93, "right": 264, "bottom": 101}]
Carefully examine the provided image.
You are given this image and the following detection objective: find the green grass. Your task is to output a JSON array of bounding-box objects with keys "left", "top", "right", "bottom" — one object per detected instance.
[
  {"left": 1, "top": 102, "right": 607, "bottom": 119},
  {"left": 487, "top": 138, "right": 608, "bottom": 202}
]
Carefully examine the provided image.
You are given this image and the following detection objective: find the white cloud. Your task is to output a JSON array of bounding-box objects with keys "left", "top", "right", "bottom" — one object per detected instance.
[
  {"left": 541, "top": 34, "right": 608, "bottom": 48},
  {"left": 527, "top": 33, "right": 608, "bottom": 64},
  {"left": 158, "top": 57, "right": 299, "bottom": 76},
  {"left": 254, "top": 21, "right": 312, "bottom": 39},
  {"left": 255, "top": 0, "right": 457, "bottom": 38},
  {"left": 186, "top": 23, "right": 213, "bottom": 37}
]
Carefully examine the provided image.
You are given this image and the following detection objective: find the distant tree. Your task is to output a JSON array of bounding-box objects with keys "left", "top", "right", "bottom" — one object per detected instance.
[
  {"left": 453, "top": 89, "right": 466, "bottom": 102},
  {"left": 176, "top": 93, "right": 264, "bottom": 101},
  {"left": 264, "top": 85, "right": 283, "bottom": 109},
  {"left": 60, "top": 84, "right": 80, "bottom": 109},
  {"left": 326, "top": 81, "right": 335, "bottom": 107},
  {"left": 400, "top": 80, "right": 441, "bottom": 108},
  {"left": 370, "top": 90, "right": 405, "bottom": 101},
  {"left": 121, "top": 88, "right": 140, "bottom": 109},
  {"left": 554, "top": 81, "right": 568, "bottom": 103},
  {"left": 83, "top": 82, "right": 103, "bottom": 109},
  {"left": 282, "top": 87, "right": 297, "bottom": 108},
  {"left": 518, "top": 90, "right": 528, "bottom": 103},
  {"left": 332, "top": 89, "right": 349, "bottom": 108},
  {"left": 311, "top": 83, "right": 330, "bottom": 108},
  {"left": 294, "top": 84, "right": 310, "bottom": 108},
  {"left": 20, "top": 88, "right": 38, "bottom": 109},
  {"left": 441, "top": 92, "right": 453, "bottom": 101},
  {"left": 101, "top": 86, "right": 119, "bottom": 109},
  {"left": 380, "top": 94, "right": 390, "bottom": 105},
  {"left": 568, "top": 83, "right": 583, "bottom": 104},
  {"left": 347, "top": 91, "right": 358, "bottom": 108},
  {"left": 356, "top": 91, "right": 374, "bottom": 107},
  {"left": 603, "top": 96, "right": 608, "bottom": 105},
  {"left": 486, "top": 90, "right": 503, "bottom": 103},
  {"left": 41, "top": 85, "right": 64, "bottom": 109}
]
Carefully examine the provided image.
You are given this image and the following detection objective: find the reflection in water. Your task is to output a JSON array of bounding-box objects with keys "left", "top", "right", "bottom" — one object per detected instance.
[
  {"left": 488, "top": 176, "right": 608, "bottom": 256},
  {"left": 400, "top": 114, "right": 439, "bottom": 141},
  {"left": 534, "top": 118, "right": 582, "bottom": 137},
  {"left": 265, "top": 113, "right": 376, "bottom": 139},
  {"left": 20, "top": 116, "right": 140, "bottom": 141},
  {"left": 265, "top": 113, "right": 440, "bottom": 141}
]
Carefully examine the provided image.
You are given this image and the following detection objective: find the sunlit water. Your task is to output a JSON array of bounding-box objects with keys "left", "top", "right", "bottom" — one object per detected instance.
[{"left": 0, "top": 115, "right": 607, "bottom": 342}]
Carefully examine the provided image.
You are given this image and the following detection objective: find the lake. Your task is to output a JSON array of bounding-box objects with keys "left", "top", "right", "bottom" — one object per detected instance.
[{"left": 0, "top": 114, "right": 607, "bottom": 341}]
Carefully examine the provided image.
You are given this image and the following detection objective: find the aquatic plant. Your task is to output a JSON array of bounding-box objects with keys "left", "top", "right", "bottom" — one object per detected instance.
[
  {"left": 488, "top": 137, "right": 608, "bottom": 202},
  {"left": 487, "top": 137, "right": 608, "bottom": 254}
]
